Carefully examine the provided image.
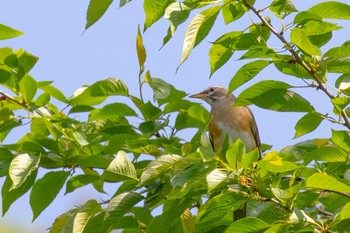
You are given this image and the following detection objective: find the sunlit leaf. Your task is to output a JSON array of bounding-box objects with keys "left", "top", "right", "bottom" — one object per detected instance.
[
  {"left": 102, "top": 151, "right": 138, "bottom": 182},
  {"left": 229, "top": 60, "right": 271, "bottom": 92},
  {"left": 18, "top": 73, "right": 37, "bottom": 103},
  {"left": 136, "top": 25, "right": 146, "bottom": 70},
  {"left": 180, "top": 6, "right": 221, "bottom": 65},
  {"left": 235, "top": 80, "right": 314, "bottom": 112},
  {"left": 294, "top": 112, "right": 323, "bottom": 138},
  {"left": 89, "top": 103, "right": 137, "bottom": 121},
  {"left": 221, "top": 1, "right": 245, "bottom": 24},
  {"left": 30, "top": 171, "right": 70, "bottom": 220},
  {"left": 144, "top": 0, "right": 173, "bottom": 31},
  {"left": 9, "top": 153, "right": 40, "bottom": 190},
  {"left": 341, "top": 202, "right": 350, "bottom": 220},
  {"left": 332, "top": 130, "right": 350, "bottom": 152},
  {"left": 225, "top": 217, "right": 269, "bottom": 232},
  {"left": 291, "top": 28, "right": 321, "bottom": 55},
  {"left": 85, "top": 0, "right": 113, "bottom": 29},
  {"left": 65, "top": 174, "right": 101, "bottom": 194},
  {"left": 308, "top": 1, "right": 350, "bottom": 20},
  {"left": 209, "top": 43, "right": 233, "bottom": 77},
  {"left": 305, "top": 173, "right": 350, "bottom": 193},
  {"left": 259, "top": 151, "right": 299, "bottom": 173},
  {"left": 270, "top": 0, "right": 297, "bottom": 18},
  {"left": 0, "top": 24, "right": 23, "bottom": 40}
]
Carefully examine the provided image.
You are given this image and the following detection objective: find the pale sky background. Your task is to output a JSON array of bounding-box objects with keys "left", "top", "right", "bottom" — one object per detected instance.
[{"left": 0, "top": 0, "right": 349, "bottom": 232}]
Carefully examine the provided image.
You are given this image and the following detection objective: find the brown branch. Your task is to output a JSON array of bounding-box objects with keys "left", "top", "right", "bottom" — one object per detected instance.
[
  {"left": 243, "top": 0, "right": 350, "bottom": 130},
  {"left": 0, "top": 89, "right": 28, "bottom": 108}
]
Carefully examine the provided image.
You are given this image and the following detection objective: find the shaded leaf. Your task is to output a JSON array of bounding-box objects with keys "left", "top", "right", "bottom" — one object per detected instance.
[
  {"left": 85, "top": 0, "right": 113, "bottom": 29},
  {"left": 221, "top": 1, "right": 245, "bottom": 24},
  {"left": 306, "top": 146, "right": 348, "bottom": 162},
  {"left": 65, "top": 174, "right": 101, "bottom": 194},
  {"left": 30, "top": 171, "right": 70, "bottom": 220},
  {"left": 89, "top": 103, "right": 137, "bottom": 121}
]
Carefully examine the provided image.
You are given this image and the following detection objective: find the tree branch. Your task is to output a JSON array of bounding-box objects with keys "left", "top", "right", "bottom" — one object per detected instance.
[
  {"left": 0, "top": 89, "right": 28, "bottom": 108},
  {"left": 243, "top": 0, "right": 350, "bottom": 130}
]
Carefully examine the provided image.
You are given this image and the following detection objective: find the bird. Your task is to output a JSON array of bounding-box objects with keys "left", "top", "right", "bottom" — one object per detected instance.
[
  {"left": 190, "top": 86, "right": 261, "bottom": 221},
  {"left": 189, "top": 86, "right": 261, "bottom": 155}
]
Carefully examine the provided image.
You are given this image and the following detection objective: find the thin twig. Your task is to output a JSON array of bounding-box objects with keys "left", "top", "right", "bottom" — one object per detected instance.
[
  {"left": 316, "top": 207, "right": 334, "bottom": 218},
  {"left": 242, "top": 0, "right": 350, "bottom": 130},
  {"left": 0, "top": 89, "right": 28, "bottom": 108}
]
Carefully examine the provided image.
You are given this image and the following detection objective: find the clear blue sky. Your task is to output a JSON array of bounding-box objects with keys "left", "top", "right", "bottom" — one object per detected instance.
[{"left": 0, "top": 0, "right": 349, "bottom": 232}]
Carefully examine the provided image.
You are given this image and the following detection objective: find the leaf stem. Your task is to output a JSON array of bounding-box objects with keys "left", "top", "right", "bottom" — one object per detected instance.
[
  {"left": 242, "top": 0, "right": 350, "bottom": 130},
  {"left": 0, "top": 89, "right": 28, "bottom": 108}
]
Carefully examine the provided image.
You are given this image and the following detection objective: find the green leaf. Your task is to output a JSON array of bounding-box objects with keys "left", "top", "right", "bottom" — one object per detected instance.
[
  {"left": 89, "top": 103, "right": 137, "bottom": 121},
  {"left": 104, "top": 192, "right": 144, "bottom": 225},
  {"left": 290, "top": 28, "right": 321, "bottom": 55},
  {"left": 274, "top": 55, "right": 312, "bottom": 78},
  {"left": 258, "top": 151, "right": 299, "bottom": 173},
  {"left": 145, "top": 75, "right": 171, "bottom": 102},
  {"left": 340, "top": 202, "right": 350, "bottom": 220},
  {"left": 270, "top": 0, "right": 298, "bottom": 18},
  {"left": 209, "top": 43, "right": 233, "bottom": 77},
  {"left": 65, "top": 174, "right": 101, "bottom": 194},
  {"left": 302, "top": 20, "right": 342, "bottom": 36},
  {"left": 69, "top": 78, "right": 129, "bottom": 106},
  {"left": 294, "top": 112, "right": 323, "bottom": 138},
  {"left": 324, "top": 41, "right": 350, "bottom": 58},
  {"left": 36, "top": 92, "right": 50, "bottom": 106},
  {"left": 39, "top": 84, "right": 68, "bottom": 103},
  {"left": 143, "top": 0, "right": 174, "bottom": 31},
  {"left": 140, "top": 154, "right": 182, "bottom": 186},
  {"left": 235, "top": 80, "right": 314, "bottom": 112},
  {"left": 221, "top": 1, "right": 245, "bottom": 24},
  {"left": 335, "top": 73, "right": 350, "bottom": 95},
  {"left": 228, "top": 60, "right": 271, "bottom": 92},
  {"left": 225, "top": 217, "right": 269, "bottom": 233},
  {"left": 308, "top": 1, "right": 350, "bottom": 20},
  {"left": 30, "top": 171, "right": 70, "bottom": 220},
  {"left": 138, "top": 101, "right": 162, "bottom": 121},
  {"left": 180, "top": 6, "right": 221, "bottom": 65},
  {"left": 0, "top": 24, "right": 24, "bottom": 40},
  {"left": 85, "top": 0, "right": 113, "bottom": 29},
  {"left": 2, "top": 170, "right": 37, "bottom": 215},
  {"left": 326, "top": 57, "right": 350, "bottom": 73},
  {"left": 136, "top": 25, "right": 146, "bottom": 70},
  {"left": 63, "top": 199, "right": 102, "bottom": 233},
  {"left": 18, "top": 73, "right": 37, "bottom": 103},
  {"left": 175, "top": 104, "right": 209, "bottom": 130},
  {"left": 306, "top": 146, "right": 348, "bottom": 162},
  {"left": 305, "top": 173, "right": 350, "bottom": 193},
  {"left": 226, "top": 139, "right": 245, "bottom": 170},
  {"left": 17, "top": 50, "right": 39, "bottom": 72},
  {"left": 102, "top": 151, "right": 138, "bottom": 182},
  {"left": 332, "top": 130, "right": 350, "bottom": 152},
  {"left": 9, "top": 153, "right": 40, "bottom": 189},
  {"left": 294, "top": 11, "right": 322, "bottom": 24}
]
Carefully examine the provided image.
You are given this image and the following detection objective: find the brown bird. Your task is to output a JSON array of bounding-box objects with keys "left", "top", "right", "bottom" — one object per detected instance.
[
  {"left": 189, "top": 86, "right": 261, "bottom": 155},
  {"left": 190, "top": 86, "right": 261, "bottom": 221}
]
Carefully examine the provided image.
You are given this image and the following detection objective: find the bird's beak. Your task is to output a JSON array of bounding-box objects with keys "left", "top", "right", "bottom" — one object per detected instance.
[{"left": 189, "top": 93, "right": 205, "bottom": 99}]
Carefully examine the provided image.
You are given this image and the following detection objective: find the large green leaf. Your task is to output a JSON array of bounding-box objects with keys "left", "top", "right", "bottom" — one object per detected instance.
[
  {"left": 139, "top": 154, "right": 182, "bottom": 186},
  {"left": 305, "top": 173, "right": 350, "bottom": 193},
  {"left": 18, "top": 73, "right": 37, "bottom": 104},
  {"left": 301, "top": 20, "right": 342, "bottom": 36},
  {"left": 9, "top": 153, "right": 40, "bottom": 189},
  {"left": 144, "top": 0, "right": 174, "bottom": 31},
  {"left": 209, "top": 43, "right": 233, "bottom": 77},
  {"left": 65, "top": 174, "right": 102, "bottom": 194},
  {"left": 102, "top": 151, "right": 138, "bottom": 182},
  {"left": 306, "top": 146, "right": 348, "bottom": 162},
  {"left": 225, "top": 217, "right": 269, "bottom": 232},
  {"left": 145, "top": 75, "right": 171, "bottom": 102},
  {"left": 39, "top": 83, "right": 68, "bottom": 103},
  {"left": 85, "top": 0, "right": 113, "bottom": 29},
  {"left": 332, "top": 130, "right": 350, "bottom": 152},
  {"left": 290, "top": 28, "right": 321, "bottom": 55},
  {"left": 308, "top": 1, "right": 350, "bottom": 20},
  {"left": 324, "top": 40, "right": 350, "bottom": 58},
  {"left": 326, "top": 57, "right": 350, "bottom": 73},
  {"left": 221, "top": 1, "right": 245, "bottom": 24},
  {"left": 103, "top": 192, "right": 144, "bottom": 226},
  {"left": 0, "top": 24, "right": 23, "bottom": 40},
  {"left": 258, "top": 151, "right": 299, "bottom": 173},
  {"left": 88, "top": 103, "right": 137, "bottom": 121},
  {"left": 69, "top": 78, "right": 129, "bottom": 106},
  {"left": 30, "top": 171, "right": 70, "bottom": 220},
  {"left": 341, "top": 202, "right": 350, "bottom": 220},
  {"left": 180, "top": 6, "right": 221, "bottom": 65},
  {"left": 228, "top": 60, "right": 272, "bottom": 92},
  {"left": 294, "top": 112, "right": 323, "bottom": 138},
  {"left": 62, "top": 199, "right": 102, "bottom": 233},
  {"left": 175, "top": 104, "right": 209, "bottom": 130},
  {"left": 2, "top": 170, "right": 37, "bottom": 215},
  {"left": 270, "top": 0, "right": 297, "bottom": 18},
  {"left": 234, "top": 80, "right": 314, "bottom": 112}
]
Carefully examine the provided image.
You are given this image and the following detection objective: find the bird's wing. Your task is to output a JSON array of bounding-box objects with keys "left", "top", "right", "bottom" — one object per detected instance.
[{"left": 248, "top": 109, "right": 262, "bottom": 157}]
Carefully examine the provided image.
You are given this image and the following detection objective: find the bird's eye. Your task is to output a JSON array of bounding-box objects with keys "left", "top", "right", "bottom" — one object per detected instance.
[{"left": 209, "top": 87, "right": 215, "bottom": 92}]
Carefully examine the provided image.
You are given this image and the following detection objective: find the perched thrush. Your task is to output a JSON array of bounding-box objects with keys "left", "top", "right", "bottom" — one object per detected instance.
[{"left": 190, "top": 86, "right": 262, "bottom": 220}]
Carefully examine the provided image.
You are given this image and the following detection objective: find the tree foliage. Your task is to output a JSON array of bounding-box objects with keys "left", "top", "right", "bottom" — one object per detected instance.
[{"left": 1, "top": 0, "right": 350, "bottom": 232}]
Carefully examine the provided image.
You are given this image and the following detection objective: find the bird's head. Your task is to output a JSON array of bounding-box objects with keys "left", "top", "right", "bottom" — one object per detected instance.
[{"left": 189, "top": 86, "right": 234, "bottom": 106}]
